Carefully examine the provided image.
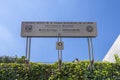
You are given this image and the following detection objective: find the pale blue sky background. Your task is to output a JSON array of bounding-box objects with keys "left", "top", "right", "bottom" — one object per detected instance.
[{"left": 0, "top": 0, "right": 120, "bottom": 62}]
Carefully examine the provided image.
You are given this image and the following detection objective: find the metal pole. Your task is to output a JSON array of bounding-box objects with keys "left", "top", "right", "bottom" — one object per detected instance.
[
  {"left": 25, "top": 37, "right": 29, "bottom": 70},
  {"left": 60, "top": 36, "right": 62, "bottom": 71},
  {"left": 57, "top": 33, "right": 62, "bottom": 71},
  {"left": 87, "top": 38, "right": 92, "bottom": 62},
  {"left": 25, "top": 37, "right": 31, "bottom": 69},
  {"left": 57, "top": 35, "right": 60, "bottom": 71},
  {"left": 90, "top": 38, "right": 94, "bottom": 61},
  {"left": 60, "top": 35, "right": 62, "bottom": 65},
  {"left": 26, "top": 37, "right": 28, "bottom": 61},
  {"left": 28, "top": 37, "right": 31, "bottom": 67},
  {"left": 87, "top": 37, "right": 94, "bottom": 71},
  {"left": 90, "top": 38, "right": 94, "bottom": 70},
  {"left": 87, "top": 38, "right": 92, "bottom": 71}
]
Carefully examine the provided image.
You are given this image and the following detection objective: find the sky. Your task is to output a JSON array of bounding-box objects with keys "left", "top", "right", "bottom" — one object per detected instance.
[{"left": 0, "top": 0, "right": 120, "bottom": 63}]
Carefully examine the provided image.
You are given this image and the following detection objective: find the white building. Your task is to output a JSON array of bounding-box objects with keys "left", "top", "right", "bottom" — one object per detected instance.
[{"left": 103, "top": 35, "right": 120, "bottom": 62}]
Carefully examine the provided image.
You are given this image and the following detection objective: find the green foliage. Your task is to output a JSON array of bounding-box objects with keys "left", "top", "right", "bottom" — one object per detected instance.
[
  {"left": 0, "top": 61, "right": 120, "bottom": 80},
  {"left": 114, "top": 54, "right": 120, "bottom": 64},
  {"left": 0, "top": 56, "right": 25, "bottom": 63},
  {"left": 0, "top": 56, "right": 15, "bottom": 63}
]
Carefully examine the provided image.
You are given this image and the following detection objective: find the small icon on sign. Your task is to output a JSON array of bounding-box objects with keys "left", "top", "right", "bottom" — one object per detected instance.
[
  {"left": 58, "top": 42, "right": 62, "bottom": 46},
  {"left": 86, "top": 26, "right": 93, "bottom": 32},
  {"left": 56, "top": 42, "right": 64, "bottom": 50},
  {"left": 25, "top": 25, "right": 32, "bottom": 32}
]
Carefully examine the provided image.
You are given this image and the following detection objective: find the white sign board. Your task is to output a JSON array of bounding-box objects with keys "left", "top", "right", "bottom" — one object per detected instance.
[{"left": 21, "top": 22, "right": 97, "bottom": 37}]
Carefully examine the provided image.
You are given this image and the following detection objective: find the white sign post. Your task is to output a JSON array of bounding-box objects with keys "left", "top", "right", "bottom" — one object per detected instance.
[{"left": 21, "top": 22, "right": 97, "bottom": 71}]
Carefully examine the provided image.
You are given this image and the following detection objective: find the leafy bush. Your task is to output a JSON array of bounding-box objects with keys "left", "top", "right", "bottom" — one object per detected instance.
[{"left": 0, "top": 61, "right": 120, "bottom": 80}]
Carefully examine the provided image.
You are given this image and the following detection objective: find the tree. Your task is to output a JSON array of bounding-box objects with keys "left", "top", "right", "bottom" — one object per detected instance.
[
  {"left": 17, "top": 56, "right": 25, "bottom": 63},
  {"left": 0, "top": 55, "right": 25, "bottom": 63},
  {"left": 2, "top": 56, "right": 11, "bottom": 63}
]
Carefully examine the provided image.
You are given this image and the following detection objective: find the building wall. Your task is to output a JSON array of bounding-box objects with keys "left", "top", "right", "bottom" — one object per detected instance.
[{"left": 103, "top": 35, "right": 120, "bottom": 62}]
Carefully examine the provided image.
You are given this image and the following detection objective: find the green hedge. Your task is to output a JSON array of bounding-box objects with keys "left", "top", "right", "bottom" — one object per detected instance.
[{"left": 0, "top": 61, "right": 120, "bottom": 80}]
